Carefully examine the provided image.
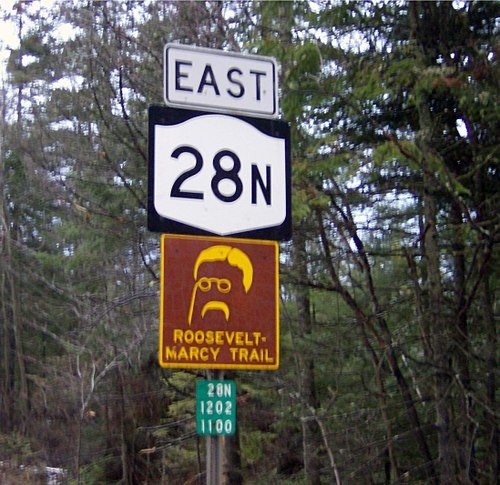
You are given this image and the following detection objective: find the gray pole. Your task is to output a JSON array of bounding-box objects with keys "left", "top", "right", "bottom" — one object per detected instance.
[{"left": 206, "top": 369, "right": 224, "bottom": 485}]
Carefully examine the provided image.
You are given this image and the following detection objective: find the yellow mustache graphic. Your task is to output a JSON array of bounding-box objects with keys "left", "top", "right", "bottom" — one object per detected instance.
[{"left": 201, "top": 301, "right": 230, "bottom": 320}]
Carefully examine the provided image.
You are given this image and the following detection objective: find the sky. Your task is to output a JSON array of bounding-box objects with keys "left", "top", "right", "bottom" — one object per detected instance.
[
  {"left": 0, "top": 0, "right": 471, "bottom": 137},
  {"left": 0, "top": 0, "right": 25, "bottom": 84},
  {"left": 0, "top": 0, "right": 20, "bottom": 79},
  {"left": 0, "top": 0, "right": 77, "bottom": 82}
]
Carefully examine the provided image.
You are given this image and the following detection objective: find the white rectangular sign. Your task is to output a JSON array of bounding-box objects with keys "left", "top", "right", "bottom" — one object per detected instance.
[{"left": 164, "top": 44, "right": 279, "bottom": 118}]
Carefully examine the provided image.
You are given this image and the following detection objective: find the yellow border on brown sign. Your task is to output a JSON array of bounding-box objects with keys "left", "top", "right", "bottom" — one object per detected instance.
[{"left": 158, "top": 234, "right": 279, "bottom": 370}]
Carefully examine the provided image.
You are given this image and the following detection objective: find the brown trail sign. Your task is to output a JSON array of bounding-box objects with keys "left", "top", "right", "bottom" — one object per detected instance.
[{"left": 159, "top": 234, "right": 279, "bottom": 370}]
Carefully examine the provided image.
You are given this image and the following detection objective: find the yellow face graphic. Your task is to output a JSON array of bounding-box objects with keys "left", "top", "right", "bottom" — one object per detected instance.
[{"left": 188, "top": 245, "right": 253, "bottom": 325}]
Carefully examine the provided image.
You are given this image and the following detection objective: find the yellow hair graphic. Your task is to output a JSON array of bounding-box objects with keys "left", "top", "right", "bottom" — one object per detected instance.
[{"left": 193, "top": 245, "right": 253, "bottom": 292}]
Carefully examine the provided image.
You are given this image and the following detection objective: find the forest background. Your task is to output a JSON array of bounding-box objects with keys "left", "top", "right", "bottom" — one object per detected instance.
[{"left": 0, "top": 1, "right": 498, "bottom": 484}]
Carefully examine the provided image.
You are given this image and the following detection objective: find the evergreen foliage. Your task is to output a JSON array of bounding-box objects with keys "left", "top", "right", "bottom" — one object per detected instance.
[{"left": 0, "top": 1, "right": 497, "bottom": 483}]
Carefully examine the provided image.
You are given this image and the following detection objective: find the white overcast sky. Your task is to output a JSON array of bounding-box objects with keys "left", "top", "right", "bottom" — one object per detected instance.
[
  {"left": 0, "top": 0, "right": 76, "bottom": 81},
  {"left": 0, "top": 0, "right": 20, "bottom": 79},
  {"left": 0, "top": 0, "right": 470, "bottom": 137}
]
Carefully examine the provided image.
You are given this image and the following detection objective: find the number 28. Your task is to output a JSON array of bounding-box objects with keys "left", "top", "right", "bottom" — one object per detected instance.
[{"left": 170, "top": 146, "right": 271, "bottom": 205}]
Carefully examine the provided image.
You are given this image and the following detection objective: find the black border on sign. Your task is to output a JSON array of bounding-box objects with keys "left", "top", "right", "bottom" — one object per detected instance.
[{"left": 148, "top": 104, "right": 292, "bottom": 241}]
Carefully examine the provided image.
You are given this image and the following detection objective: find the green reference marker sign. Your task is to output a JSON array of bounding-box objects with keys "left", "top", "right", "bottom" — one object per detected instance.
[{"left": 196, "top": 380, "right": 236, "bottom": 436}]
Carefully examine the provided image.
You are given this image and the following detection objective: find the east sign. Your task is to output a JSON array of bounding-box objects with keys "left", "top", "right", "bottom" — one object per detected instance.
[
  {"left": 148, "top": 105, "right": 291, "bottom": 241},
  {"left": 158, "top": 234, "right": 279, "bottom": 370},
  {"left": 164, "top": 43, "right": 278, "bottom": 118}
]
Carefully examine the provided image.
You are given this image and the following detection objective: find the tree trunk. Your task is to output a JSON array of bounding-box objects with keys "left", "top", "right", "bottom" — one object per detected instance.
[
  {"left": 0, "top": 84, "right": 13, "bottom": 433},
  {"left": 420, "top": 115, "right": 456, "bottom": 484},
  {"left": 409, "top": 4, "right": 459, "bottom": 481},
  {"left": 293, "top": 229, "right": 322, "bottom": 485},
  {"left": 470, "top": 105, "right": 497, "bottom": 485},
  {"left": 11, "top": 264, "right": 29, "bottom": 432},
  {"left": 118, "top": 366, "right": 134, "bottom": 484},
  {"left": 223, "top": 427, "right": 243, "bottom": 485},
  {"left": 221, "top": 370, "right": 242, "bottom": 485},
  {"left": 482, "top": 272, "right": 497, "bottom": 482},
  {"left": 1, "top": 213, "right": 29, "bottom": 432},
  {"left": 316, "top": 208, "right": 437, "bottom": 482},
  {"left": 451, "top": 202, "right": 477, "bottom": 482},
  {"left": 76, "top": 415, "right": 82, "bottom": 485}
]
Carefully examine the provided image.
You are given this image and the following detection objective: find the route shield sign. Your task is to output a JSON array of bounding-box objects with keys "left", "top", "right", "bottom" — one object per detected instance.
[
  {"left": 148, "top": 105, "right": 291, "bottom": 241},
  {"left": 159, "top": 234, "right": 279, "bottom": 370}
]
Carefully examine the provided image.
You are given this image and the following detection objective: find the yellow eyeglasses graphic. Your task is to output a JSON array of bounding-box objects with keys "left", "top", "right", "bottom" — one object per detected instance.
[{"left": 197, "top": 277, "right": 231, "bottom": 293}]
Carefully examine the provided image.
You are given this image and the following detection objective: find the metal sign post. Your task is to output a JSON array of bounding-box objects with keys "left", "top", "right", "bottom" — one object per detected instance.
[
  {"left": 206, "top": 369, "right": 224, "bottom": 485},
  {"left": 150, "top": 44, "right": 289, "bottom": 485}
]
